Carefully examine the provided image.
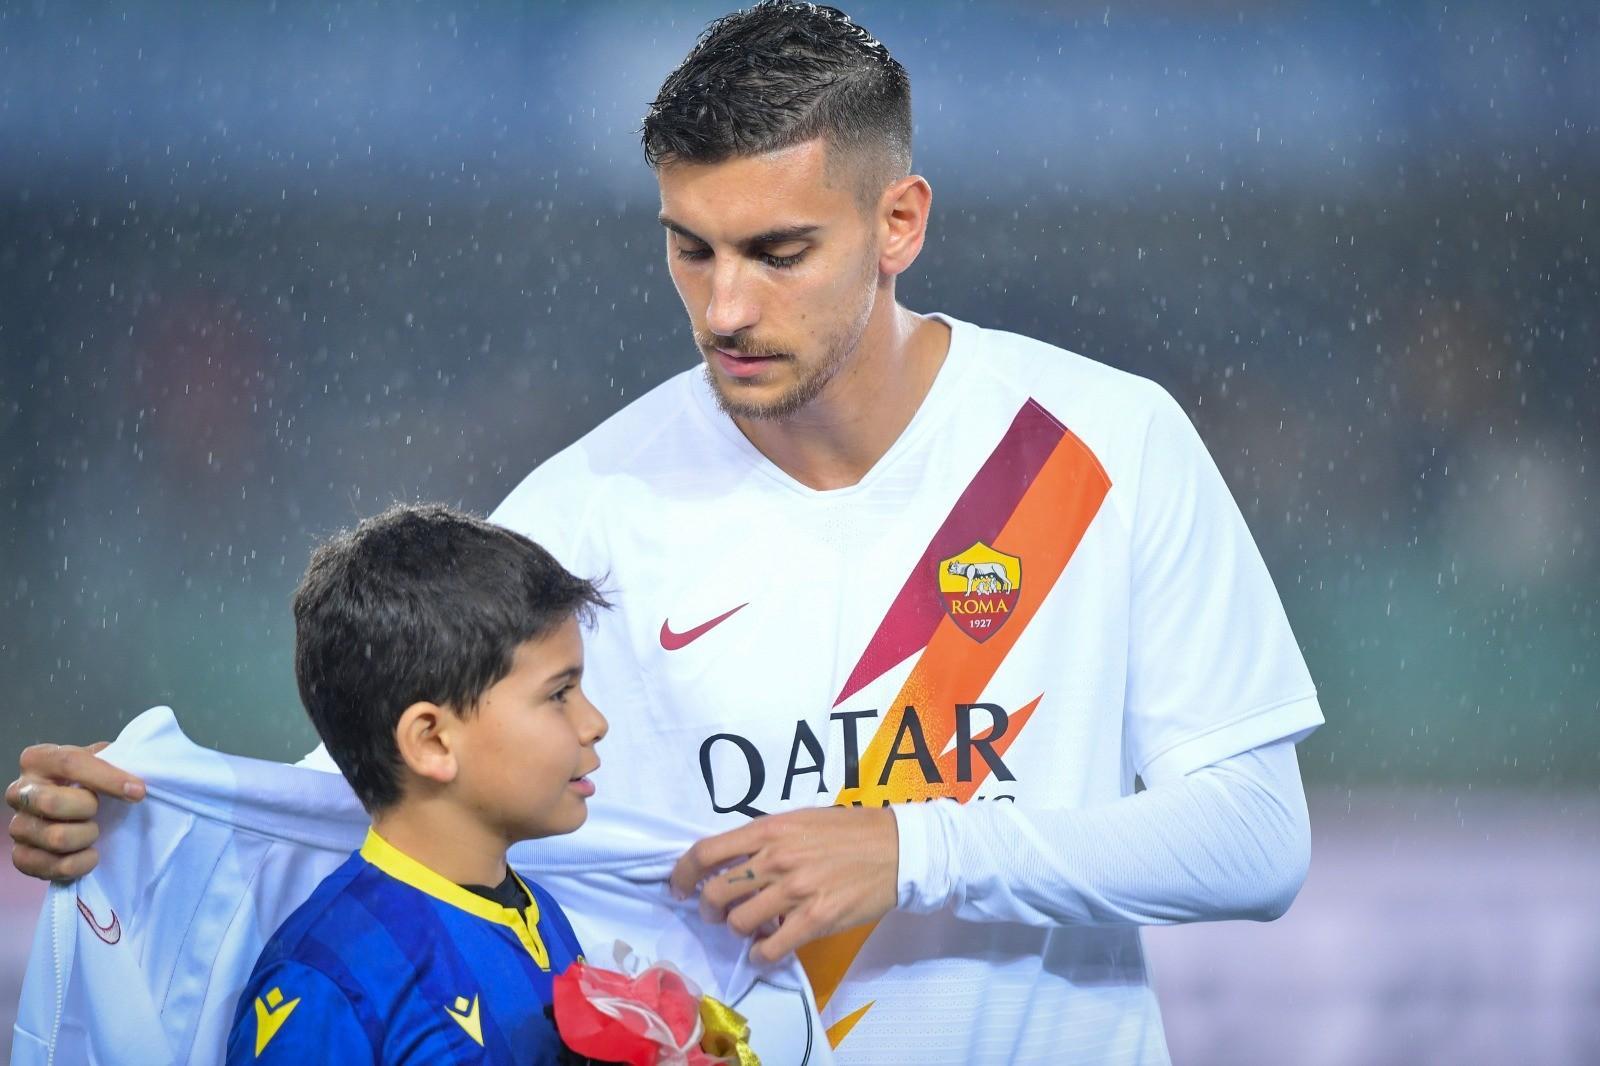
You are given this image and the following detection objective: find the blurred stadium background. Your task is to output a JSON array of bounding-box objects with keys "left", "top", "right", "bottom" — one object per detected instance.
[{"left": 2, "top": 1, "right": 1596, "bottom": 1062}]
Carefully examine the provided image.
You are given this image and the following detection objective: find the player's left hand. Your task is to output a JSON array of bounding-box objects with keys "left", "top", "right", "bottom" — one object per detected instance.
[{"left": 669, "top": 806, "right": 899, "bottom": 964}]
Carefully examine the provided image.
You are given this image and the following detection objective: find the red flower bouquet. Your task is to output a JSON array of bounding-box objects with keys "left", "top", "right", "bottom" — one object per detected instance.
[{"left": 551, "top": 945, "right": 758, "bottom": 1066}]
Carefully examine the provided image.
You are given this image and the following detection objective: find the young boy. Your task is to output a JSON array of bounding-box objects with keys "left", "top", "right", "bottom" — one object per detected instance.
[{"left": 226, "top": 503, "right": 609, "bottom": 1063}]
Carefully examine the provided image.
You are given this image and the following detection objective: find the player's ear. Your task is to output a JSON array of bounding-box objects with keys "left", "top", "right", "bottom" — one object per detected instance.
[
  {"left": 394, "top": 701, "right": 458, "bottom": 785},
  {"left": 877, "top": 173, "right": 931, "bottom": 279}
]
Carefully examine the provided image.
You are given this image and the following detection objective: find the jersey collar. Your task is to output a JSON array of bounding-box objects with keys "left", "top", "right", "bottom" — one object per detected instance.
[{"left": 359, "top": 827, "right": 551, "bottom": 970}]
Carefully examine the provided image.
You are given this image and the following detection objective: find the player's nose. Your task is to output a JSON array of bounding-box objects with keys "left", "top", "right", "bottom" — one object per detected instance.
[{"left": 705, "top": 263, "right": 759, "bottom": 338}]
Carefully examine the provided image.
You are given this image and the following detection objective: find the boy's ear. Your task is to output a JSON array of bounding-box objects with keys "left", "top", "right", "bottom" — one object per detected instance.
[{"left": 394, "top": 701, "right": 459, "bottom": 786}]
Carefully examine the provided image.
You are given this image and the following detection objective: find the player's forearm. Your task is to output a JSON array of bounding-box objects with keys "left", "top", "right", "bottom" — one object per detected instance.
[{"left": 891, "top": 737, "right": 1311, "bottom": 927}]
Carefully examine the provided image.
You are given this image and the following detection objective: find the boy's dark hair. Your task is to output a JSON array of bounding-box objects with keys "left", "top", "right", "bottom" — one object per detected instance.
[
  {"left": 642, "top": 1, "right": 911, "bottom": 198},
  {"left": 292, "top": 503, "right": 608, "bottom": 812}
]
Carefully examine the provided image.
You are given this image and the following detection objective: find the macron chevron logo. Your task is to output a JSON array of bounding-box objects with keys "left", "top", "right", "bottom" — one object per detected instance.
[{"left": 446, "top": 994, "right": 484, "bottom": 1047}]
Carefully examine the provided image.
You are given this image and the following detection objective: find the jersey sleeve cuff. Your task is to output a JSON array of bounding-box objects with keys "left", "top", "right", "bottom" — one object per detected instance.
[
  {"left": 891, "top": 800, "right": 959, "bottom": 913},
  {"left": 1139, "top": 692, "right": 1324, "bottom": 784}
]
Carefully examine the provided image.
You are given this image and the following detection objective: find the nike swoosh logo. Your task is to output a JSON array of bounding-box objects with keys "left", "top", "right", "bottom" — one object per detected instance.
[
  {"left": 76, "top": 896, "right": 121, "bottom": 945},
  {"left": 660, "top": 603, "right": 748, "bottom": 650}
]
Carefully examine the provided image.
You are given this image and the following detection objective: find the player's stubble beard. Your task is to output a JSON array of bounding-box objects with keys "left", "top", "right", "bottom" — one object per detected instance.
[{"left": 697, "top": 249, "right": 879, "bottom": 423}]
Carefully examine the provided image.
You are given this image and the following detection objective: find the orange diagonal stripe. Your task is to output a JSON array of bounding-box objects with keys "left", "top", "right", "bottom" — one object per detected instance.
[
  {"left": 825, "top": 1000, "right": 876, "bottom": 1050},
  {"left": 799, "top": 425, "right": 1111, "bottom": 1018},
  {"left": 846, "top": 427, "right": 1110, "bottom": 806},
  {"left": 798, "top": 922, "right": 875, "bottom": 1024}
]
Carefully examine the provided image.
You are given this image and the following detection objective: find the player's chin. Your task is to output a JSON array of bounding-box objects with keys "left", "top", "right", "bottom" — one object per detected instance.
[{"left": 706, "top": 375, "right": 799, "bottom": 422}]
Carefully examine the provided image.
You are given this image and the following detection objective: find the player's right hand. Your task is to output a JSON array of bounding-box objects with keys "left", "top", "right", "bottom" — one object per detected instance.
[{"left": 7, "top": 742, "right": 145, "bottom": 882}]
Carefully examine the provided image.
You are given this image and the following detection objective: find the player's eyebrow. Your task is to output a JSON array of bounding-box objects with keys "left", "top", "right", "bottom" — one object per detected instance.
[
  {"left": 657, "top": 215, "right": 819, "bottom": 252},
  {"left": 740, "top": 224, "right": 820, "bottom": 247}
]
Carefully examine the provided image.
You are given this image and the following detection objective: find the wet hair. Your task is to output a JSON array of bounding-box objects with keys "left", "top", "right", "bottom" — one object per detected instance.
[
  {"left": 642, "top": 1, "right": 911, "bottom": 199},
  {"left": 292, "top": 502, "right": 608, "bottom": 811}
]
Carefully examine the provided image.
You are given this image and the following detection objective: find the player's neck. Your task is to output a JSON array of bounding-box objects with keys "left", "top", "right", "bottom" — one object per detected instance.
[
  {"left": 371, "top": 798, "right": 509, "bottom": 888},
  {"left": 735, "top": 301, "right": 950, "bottom": 491}
]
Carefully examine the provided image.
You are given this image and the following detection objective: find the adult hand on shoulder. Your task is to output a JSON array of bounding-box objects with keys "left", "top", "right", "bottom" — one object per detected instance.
[
  {"left": 669, "top": 805, "right": 898, "bottom": 964},
  {"left": 7, "top": 742, "right": 146, "bottom": 881}
]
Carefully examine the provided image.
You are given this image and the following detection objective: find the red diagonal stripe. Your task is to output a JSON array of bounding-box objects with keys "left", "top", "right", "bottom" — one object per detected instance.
[{"left": 834, "top": 400, "right": 1066, "bottom": 706}]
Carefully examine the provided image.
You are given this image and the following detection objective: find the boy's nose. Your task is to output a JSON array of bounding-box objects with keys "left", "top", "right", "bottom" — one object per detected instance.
[{"left": 581, "top": 694, "right": 609, "bottom": 743}]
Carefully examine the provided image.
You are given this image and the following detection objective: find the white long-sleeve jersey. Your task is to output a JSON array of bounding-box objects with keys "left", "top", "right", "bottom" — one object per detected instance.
[{"left": 482, "top": 313, "right": 1323, "bottom": 1063}]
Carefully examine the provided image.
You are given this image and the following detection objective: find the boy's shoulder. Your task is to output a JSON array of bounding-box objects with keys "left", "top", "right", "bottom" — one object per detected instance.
[
  {"left": 228, "top": 852, "right": 387, "bottom": 1061},
  {"left": 249, "top": 845, "right": 371, "bottom": 953},
  {"left": 242, "top": 850, "right": 389, "bottom": 994}
]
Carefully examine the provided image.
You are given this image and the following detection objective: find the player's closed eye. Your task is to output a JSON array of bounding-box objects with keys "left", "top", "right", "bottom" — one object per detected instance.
[{"left": 674, "top": 245, "right": 805, "bottom": 270}]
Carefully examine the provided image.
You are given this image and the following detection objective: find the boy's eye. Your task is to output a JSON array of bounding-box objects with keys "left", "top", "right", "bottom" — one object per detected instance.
[
  {"left": 675, "top": 244, "right": 711, "bottom": 262},
  {"left": 550, "top": 684, "right": 572, "bottom": 703}
]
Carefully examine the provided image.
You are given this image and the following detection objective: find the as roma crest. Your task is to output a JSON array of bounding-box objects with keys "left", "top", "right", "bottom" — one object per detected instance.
[{"left": 937, "top": 542, "right": 1022, "bottom": 643}]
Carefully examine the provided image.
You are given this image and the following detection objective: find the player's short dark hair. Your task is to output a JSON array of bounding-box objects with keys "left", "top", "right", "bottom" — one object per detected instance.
[
  {"left": 641, "top": 1, "right": 911, "bottom": 196},
  {"left": 292, "top": 503, "right": 608, "bottom": 812}
]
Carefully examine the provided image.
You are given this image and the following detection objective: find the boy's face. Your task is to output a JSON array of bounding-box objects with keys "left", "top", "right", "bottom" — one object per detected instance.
[{"left": 451, "top": 617, "right": 607, "bottom": 842}]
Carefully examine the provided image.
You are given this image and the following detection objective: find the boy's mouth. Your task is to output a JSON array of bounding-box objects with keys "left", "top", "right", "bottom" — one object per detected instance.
[{"left": 569, "top": 764, "right": 598, "bottom": 798}]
